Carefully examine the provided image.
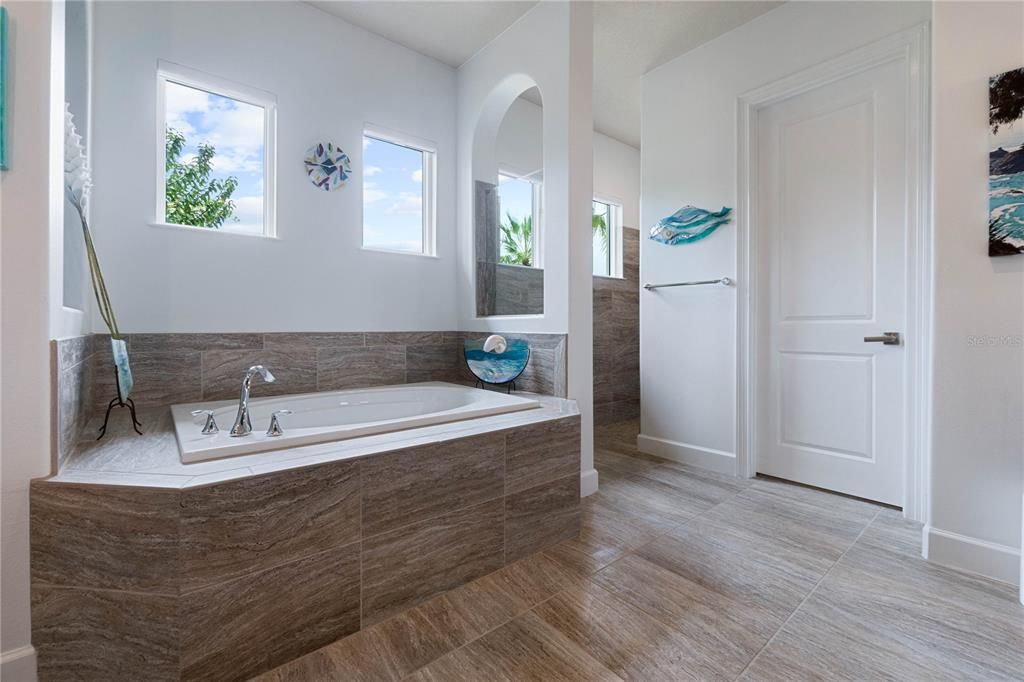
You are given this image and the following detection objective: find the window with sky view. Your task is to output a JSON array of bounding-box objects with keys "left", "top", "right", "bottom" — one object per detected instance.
[
  {"left": 362, "top": 135, "right": 428, "bottom": 253},
  {"left": 163, "top": 80, "right": 266, "bottom": 234}
]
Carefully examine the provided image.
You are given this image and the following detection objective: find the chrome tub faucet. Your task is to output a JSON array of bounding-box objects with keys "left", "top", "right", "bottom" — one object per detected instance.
[{"left": 230, "top": 365, "right": 275, "bottom": 437}]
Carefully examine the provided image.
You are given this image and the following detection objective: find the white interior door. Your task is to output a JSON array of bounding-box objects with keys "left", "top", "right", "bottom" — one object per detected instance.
[{"left": 755, "top": 57, "right": 908, "bottom": 506}]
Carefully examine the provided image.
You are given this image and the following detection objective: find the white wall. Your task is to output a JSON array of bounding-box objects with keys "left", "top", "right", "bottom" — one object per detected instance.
[
  {"left": 640, "top": 1, "right": 931, "bottom": 472},
  {"left": 89, "top": 1, "right": 458, "bottom": 333},
  {"left": 456, "top": 1, "right": 596, "bottom": 494},
  {"left": 1, "top": 2, "right": 60, "bottom": 677},
  {"left": 927, "top": 0, "right": 1023, "bottom": 587},
  {"left": 497, "top": 97, "right": 641, "bottom": 228}
]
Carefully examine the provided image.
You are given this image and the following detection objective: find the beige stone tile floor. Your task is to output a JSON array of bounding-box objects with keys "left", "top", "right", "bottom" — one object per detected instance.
[{"left": 254, "top": 419, "right": 1024, "bottom": 681}]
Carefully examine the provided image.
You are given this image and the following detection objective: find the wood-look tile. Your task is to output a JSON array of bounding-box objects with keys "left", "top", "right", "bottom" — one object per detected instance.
[
  {"left": 593, "top": 467, "right": 704, "bottom": 524},
  {"left": 361, "top": 499, "right": 505, "bottom": 626},
  {"left": 634, "top": 514, "right": 831, "bottom": 619},
  {"left": 317, "top": 346, "right": 406, "bottom": 391},
  {"left": 92, "top": 350, "right": 202, "bottom": 412},
  {"left": 595, "top": 447, "right": 747, "bottom": 508},
  {"left": 31, "top": 481, "right": 180, "bottom": 593},
  {"left": 407, "top": 610, "right": 620, "bottom": 682},
  {"left": 180, "top": 460, "right": 360, "bottom": 592},
  {"left": 591, "top": 553, "right": 783, "bottom": 680},
  {"left": 56, "top": 360, "right": 90, "bottom": 466},
  {"left": 181, "top": 541, "right": 361, "bottom": 682},
  {"left": 361, "top": 434, "right": 504, "bottom": 537},
  {"left": 365, "top": 332, "right": 445, "bottom": 346},
  {"left": 505, "top": 415, "right": 581, "bottom": 495},
  {"left": 504, "top": 474, "right": 581, "bottom": 564},
  {"left": 701, "top": 484, "right": 878, "bottom": 564},
  {"left": 515, "top": 348, "right": 560, "bottom": 396},
  {"left": 543, "top": 498, "right": 679, "bottom": 577},
  {"left": 32, "top": 585, "right": 179, "bottom": 682},
  {"left": 742, "top": 545, "right": 1024, "bottom": 681},
  {"left": 130, "top": 333, "right": 263, "bottom": 353},
  {"left": 201, "top": 348, "right": 317, "bottom": 401},
  {"left": 853, "top": 507, "right": 922, "bottom": 558},
  {"left": 531, "top": 581, "right": 719, "bottom": 681},
  {"left": 263, "top": 332, "right": 365, "bottom": 349}
]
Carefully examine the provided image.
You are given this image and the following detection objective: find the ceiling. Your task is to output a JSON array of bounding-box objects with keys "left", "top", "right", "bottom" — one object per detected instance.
[{"left": 310, "top": 1, "right": 782, "bottom": 148}]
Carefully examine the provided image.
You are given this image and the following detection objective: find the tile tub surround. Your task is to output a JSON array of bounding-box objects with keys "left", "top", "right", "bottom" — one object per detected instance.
[
  {"left": 30, "top": 405, "right": 581, "bottom": 681},
  {"left": 52, "top": 331, "right": 567, "bottom": 468},
  {"left": 593, "top": 227, "right": 640, "bottom": 425}
]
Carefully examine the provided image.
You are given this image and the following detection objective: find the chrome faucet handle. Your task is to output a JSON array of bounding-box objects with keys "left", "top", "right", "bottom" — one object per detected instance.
[
  {"left": 266, "top": 410, "right": 292, "bottom": 437},
  {"left": 191, "top": 409, "right": 220, "bottom": 435}
]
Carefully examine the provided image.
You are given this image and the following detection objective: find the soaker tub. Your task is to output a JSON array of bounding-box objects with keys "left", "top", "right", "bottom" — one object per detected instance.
[{"left": 171, "top": 381, "right": 540, "bottom": 463}]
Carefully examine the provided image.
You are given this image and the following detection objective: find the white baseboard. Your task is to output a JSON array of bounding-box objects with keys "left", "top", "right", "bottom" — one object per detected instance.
[
  {"left": 924, "top": 525, "right": 1021, "bottom": 587},
  {"left": 1, "top": 645, "right": 37, "bottom": 681},
  {"left": 636, "top": 434, "right": 736, "bottom": 475},
  {"left": 580, "top": 468, "right": 599, "bottom": 497}
]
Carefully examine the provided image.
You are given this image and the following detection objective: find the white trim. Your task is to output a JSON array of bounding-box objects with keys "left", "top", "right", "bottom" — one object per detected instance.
[
  {"left": 636, "top": 434, "right": 736, "bottom": 475},
  {"left": 580, "top": 467, "right": 599, "bottom": 497},
  {"left": 735, "top": 24, "right": 932, "bottom": 523},
  {"left": 1, "top": 645, "right": 38, "bottom": 681},
  {"left": 924, "top": 526, "right": 1021, "bottom": 587},
  {"left": 362, "top": 125, "right": 438, "bottom": 257},
  {"left": 155, "top": 60, "right": 278, "bottom": 238}
]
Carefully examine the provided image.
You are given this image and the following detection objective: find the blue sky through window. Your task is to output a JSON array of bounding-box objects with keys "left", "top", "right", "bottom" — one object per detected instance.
[
  {"left": 164, "top": 81, "right": 265, "bottom": 234},
  {"left": 363, "top": 136, "right": 424, "bottom": 253}
]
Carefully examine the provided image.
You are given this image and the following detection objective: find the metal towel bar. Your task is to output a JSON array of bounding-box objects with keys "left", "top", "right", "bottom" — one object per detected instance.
[{"left": 643, "top": 277, "right": 732, "bottom": 290}]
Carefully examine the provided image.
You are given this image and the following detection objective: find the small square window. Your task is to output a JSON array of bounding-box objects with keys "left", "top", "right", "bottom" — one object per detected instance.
[
  {"left": 593, "top": 199, "right": 622, "bottom": 277},
  {"left": 362, "top": 129, "right": 436, "bottom": 255},
  {"left": 157, "top": 62, "right": 276, "bottom": 236}
]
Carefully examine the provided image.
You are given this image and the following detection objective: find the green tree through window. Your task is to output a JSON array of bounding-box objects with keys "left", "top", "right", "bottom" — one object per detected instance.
[{"left": 164, "top": 127, "right": 239, "bottom": 228}]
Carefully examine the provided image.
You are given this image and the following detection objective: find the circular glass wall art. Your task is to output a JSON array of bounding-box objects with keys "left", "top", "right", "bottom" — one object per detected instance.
[{"left": 304, "top": 142, "right": 351, "bottom": 191}]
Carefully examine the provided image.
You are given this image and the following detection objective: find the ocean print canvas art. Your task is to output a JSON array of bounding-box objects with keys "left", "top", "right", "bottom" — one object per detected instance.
[{"left": 989, "top": 66, "right": 1024, "bottom": 256}]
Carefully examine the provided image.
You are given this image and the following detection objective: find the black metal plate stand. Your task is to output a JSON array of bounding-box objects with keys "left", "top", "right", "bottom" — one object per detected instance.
[{"left": 97, "top": 366, "right": 143, "bottom": 439}]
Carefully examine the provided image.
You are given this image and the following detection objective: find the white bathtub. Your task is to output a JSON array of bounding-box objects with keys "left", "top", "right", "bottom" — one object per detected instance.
[{"left": 171, "top": 382, "right": 540, "bottom": 464}]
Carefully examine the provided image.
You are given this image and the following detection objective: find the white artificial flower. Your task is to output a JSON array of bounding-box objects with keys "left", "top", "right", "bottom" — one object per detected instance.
[{"left": 64, "top": 102, "right": 92, "bottom": 212}]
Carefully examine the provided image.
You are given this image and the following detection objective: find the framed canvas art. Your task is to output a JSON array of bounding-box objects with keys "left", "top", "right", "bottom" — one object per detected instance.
[{"left": 989, "top": 67, "right": 1024, "bottom": 256}]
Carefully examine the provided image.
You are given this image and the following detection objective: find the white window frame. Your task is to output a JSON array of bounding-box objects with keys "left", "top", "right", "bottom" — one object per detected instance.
[
  {"left": 497, "top": 166, "right": 544, "bottom": 268},
  {"left": 155, "top": 60, "right": 278, "bottom": 238},
  {"left": 593, "top": 196, "right": 623, "bottom": 278},
  {"left": 361, "top": 124, "right": 437, "bottom": 257}
]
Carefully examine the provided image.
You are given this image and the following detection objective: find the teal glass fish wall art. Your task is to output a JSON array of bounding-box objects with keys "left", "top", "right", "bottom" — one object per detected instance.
[{"left": 649, "top": 205, "right": 732, "bottom": 245}]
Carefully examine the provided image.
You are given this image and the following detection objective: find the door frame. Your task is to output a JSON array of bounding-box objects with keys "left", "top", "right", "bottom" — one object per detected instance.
[{"left": 735, "top": 24, "right": 932, "bottom": 522}]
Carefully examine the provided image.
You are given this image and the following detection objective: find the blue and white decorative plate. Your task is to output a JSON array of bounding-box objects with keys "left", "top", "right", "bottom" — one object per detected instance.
[
  {"left": 304, "top": 142, "right": 351, "bottom": 191},
  {"left": 464, "top": 338, "right": 530, "bottom": 386}
]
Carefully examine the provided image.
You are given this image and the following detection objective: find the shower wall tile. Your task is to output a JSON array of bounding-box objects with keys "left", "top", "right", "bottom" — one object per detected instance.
[
  {"left": 31, "top": 480, "right": 181, "bottom": 593},
  {"left": 505, "top": 415, "right": 581, "bottom": 495},
  {"left": 263, "top": 332, "right": 366, "bottom": 350},
  {"left": 317, "top": 346, "right": 407, "bottom": 391},
  {"left": 361, "top": 434, "right": 505, "bottom": 537},
  {"left": 67, "top": 331, "right": 568, "bottom": 426},
  {"left": 361, "top": 498, "right": 505, "bottom": 626},
  {"left": 130, "top": 333, "right": 263, "bottom": 353},
  {"left": 92, "top": 350, "right": 202, "bottom": 413},
  {"left": 504, "top": 474, "right": 581, "bottom": 564},
  {"left": 180, "top": 542, "right": 361, "bottom": 682},
  {"left": 179, "top": 460, "right": 360, "bottom": 592},
  {"left": 593, "top": 228, "right": 640, "bottom": 425},
  {"left": 366, "top": 331, "right": 445, "bottom": 346},
  {"left": 201, "top": 348, "right": 317, "bottom": 401}
]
